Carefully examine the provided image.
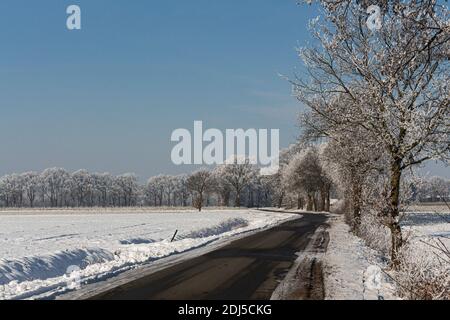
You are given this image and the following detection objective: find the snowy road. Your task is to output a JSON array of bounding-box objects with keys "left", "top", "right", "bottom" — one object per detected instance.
[
  {"left": 0, "top": 209, "right": 299, "bottom": 300},
  {"left": 82, "top": 213, "right": 328, "bottom": 300}
]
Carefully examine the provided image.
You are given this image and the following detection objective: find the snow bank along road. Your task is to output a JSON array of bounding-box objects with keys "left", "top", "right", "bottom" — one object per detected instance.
[
  {"left": 83, "top": 212, "right": 328, "bottom": 300},
  {"left": 0, "top": 209, "right": 300, "bottom": 300}
]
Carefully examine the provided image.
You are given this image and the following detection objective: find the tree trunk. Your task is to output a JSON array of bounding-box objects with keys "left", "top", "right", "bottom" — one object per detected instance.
[
  {"left": 248, "top": 190, "right": 254, "bottom": 208},
  {"left": 297, "top": 195, "right": 303, "bottom": 210},
  {"left": 325, "top": 187, "right": 331, "bottom": 212},
  {"left": 235, "top": 193, "right": 241, "bottom": 207},
  {"left": 277, "top": 191, "right": 285, "bottom": 208},
  {"left": 196, "top": 192, "right": 203, "bottom": 212},
  {"left": 320, "top": 188, "right": 326, "bottom": 211},
  {"left": 307, "top": 194, "right": 314, "bottom": 211},
  {"left": 388, "top": 159, "right": 403, "bottom": 267},
  {"left": 351, "top": 181, "right": 362, "bottom": 231}
]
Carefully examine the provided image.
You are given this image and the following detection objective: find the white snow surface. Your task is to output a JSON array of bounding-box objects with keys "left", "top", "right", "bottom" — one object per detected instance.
[
  {"left": 323, "top": 215, "right": 397, "bottom": 300},
  {"left": 0, "top": 209, "right": 297, "bottom": 300},
  {"left": 324, "top": 210, "right": 450, "bottom": 300},
  {"left": 402, "top": 211, "right": 450, "bottom": 245},
  {"left": 401, "top": 211, "right": 450, "bottom": 276}
]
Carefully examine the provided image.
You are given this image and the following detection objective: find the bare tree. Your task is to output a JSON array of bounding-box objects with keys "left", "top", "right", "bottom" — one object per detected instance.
[
  {"left": 41, "top": 168, "right": 70, "bottom": 207},
  {"left": 21, "top": 172, "right": 39, "bottom": 207},
  {"left": 221, "top": 157, "right": 255, "bottom": 207},
  {"left": 173, "top": 175, "right": 190, "bottom": 207},
  {"left": 71, "top": 170, "right": 92, "bottom": 207},
  {"left": 186, "top": 169, "right": 213, "bottom": 212},
  {"left": 115, "top": 174, "right": 139, "bottom": 207},
  {"left": 0, "top": 174, "right": 24, "bottom": 207},
  {"left": 211, "top": 166, "right": 232, "bottom": 207}
]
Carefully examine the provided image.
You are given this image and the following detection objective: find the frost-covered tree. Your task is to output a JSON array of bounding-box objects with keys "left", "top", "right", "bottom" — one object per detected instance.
[
  {"left": 319, "top": 127, "right": 386, "bottom": 228},
  {"left": 147, "top": 175, "right": 167, "bottom": 206},
  {"left": 162, "top": 175, "right": 176, "bottom": 206},
  {"left": 282, "top": 147, "right": 332, "bottom": 211},
  {"left": 21, "top": 172, "right": 39, "bottom": 207},
  {"left": 92, "top": 173, "right": 114, "bottom": 207},
  {"left": 0, "top": 174, "right": 24, "bottom": 207},
  {"left": 186, "top": 169, "right": 213, "bottom": 211},
  {"left": 415, "top": 176, "right": 450, "bottom": 202},
  {"left": 71, "top": 169, "right": 92, "bottom": 207},
  {"left": 41, "top": 168, "right": 70, "bottom": 207},
  {"left": 221, "top": 157, "right": 255, "bottom": 207},
  {"left": 211, "top": 166, "right": 232, "bottom": 207},
  {"left": 173, "top": 175, "right": 190, "bottom": 207},
  {"left": 295, "top": 0, "right": 449, "bottom": 264},
  {"left": 246, "top": 174, "right": 271, "bottom": 208},
  {"left": 270, "top": 143, "right": 305, "bottom": 208},
  {"left": 115, "top": 174, "right": 139, "bottom": 207},
  {"left": 145, "top": 177, "right": 158, "bottom": 206}
]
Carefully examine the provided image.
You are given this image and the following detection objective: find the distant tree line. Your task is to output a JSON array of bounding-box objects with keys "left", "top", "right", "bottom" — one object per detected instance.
[
  {"left": 0, "top": 169, "right": 140, "bottom": 208},
  {"left": 414, "top": 177, "right": 450, "bottom": 203},
  {"left": 0, "top": 148, "right": 342, "bottom": 212},
  {"left": 0, "top": 159, "right": 276, "bottom": 210}
]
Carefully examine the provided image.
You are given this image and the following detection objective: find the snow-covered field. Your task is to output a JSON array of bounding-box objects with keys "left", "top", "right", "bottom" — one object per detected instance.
[
  {"left": 400, "top": 211, "right": 450, "bottom": 298},
  {"left": 402, "top": 211, "right": 450, "bottom": 244},
  {"left": 0, "top": 209, "right": 297, "bottom": 300},
  {"left": 402, "top": 204, "right": 450, "bottom": 247}
]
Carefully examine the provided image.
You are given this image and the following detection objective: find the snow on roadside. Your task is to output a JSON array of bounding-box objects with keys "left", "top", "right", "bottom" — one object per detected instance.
[
  {"left": 323, "top": 215, "right": 398, "bottom": 300},
  {"left": 0, "top": 209, "right": 298, "bottom": 300}
]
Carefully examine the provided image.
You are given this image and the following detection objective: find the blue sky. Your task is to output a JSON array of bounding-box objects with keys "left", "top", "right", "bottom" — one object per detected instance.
[{"left": 0, "top": 1, "right": 447, "bottom": 178}]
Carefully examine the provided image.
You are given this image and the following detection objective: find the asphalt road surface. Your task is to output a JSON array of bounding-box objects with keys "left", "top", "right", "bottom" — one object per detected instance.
[{"left": 90, "top": 212, "right": 328, "bottom": 300}]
